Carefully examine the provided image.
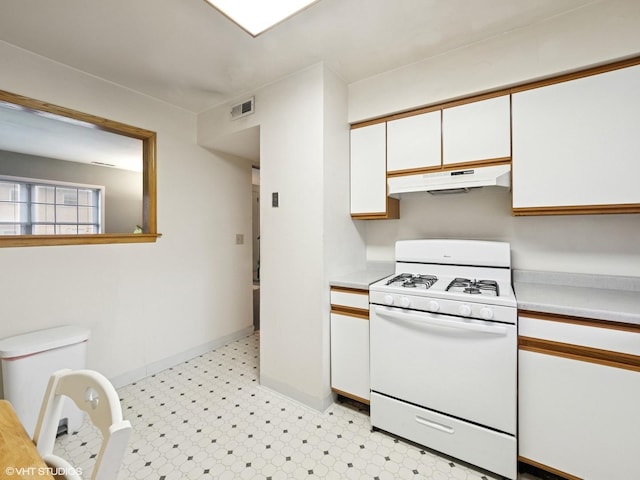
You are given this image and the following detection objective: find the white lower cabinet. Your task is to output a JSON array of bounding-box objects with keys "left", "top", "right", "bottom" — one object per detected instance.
[
  {"left": 518, "top": 314, "right": 640, "bottom": 480},
  {"left": 330, "top": 287, "right": 370, "bottom": 403}
]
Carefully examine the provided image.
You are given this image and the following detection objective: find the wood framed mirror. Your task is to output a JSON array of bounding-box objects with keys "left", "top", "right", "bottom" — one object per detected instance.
[{"left": 0, "top": 89, "right": 160, "bottom": 247}]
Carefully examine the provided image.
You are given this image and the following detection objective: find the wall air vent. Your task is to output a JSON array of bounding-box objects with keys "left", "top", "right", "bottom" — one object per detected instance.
[{"left": 231, "top": 97, "right": 255, "bottom": 120}]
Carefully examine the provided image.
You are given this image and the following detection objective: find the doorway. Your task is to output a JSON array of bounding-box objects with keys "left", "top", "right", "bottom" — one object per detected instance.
[{"left": 252, "top": 167, "right": 260, "bottom": 331}]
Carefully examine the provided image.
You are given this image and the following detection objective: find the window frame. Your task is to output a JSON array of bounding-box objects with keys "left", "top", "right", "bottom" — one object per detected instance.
[
  {"left": 0, "top": 175, "right": 105, "bottom": 235},
  {"left": 0, "top": 89, "right": 160, "bottom": 248}
]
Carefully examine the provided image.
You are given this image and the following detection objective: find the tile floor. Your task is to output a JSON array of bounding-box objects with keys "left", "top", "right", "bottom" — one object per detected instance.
[{"left": 54, "top": 333, "right": 542, "bottom": 480}]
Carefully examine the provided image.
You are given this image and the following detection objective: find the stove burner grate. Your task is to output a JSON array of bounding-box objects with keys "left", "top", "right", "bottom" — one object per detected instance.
[
  {"left": 386, "top": 273, "right": 438, "bottom": 289},
  {"left": 446, "top": 278, "right": 500, "bottom": 296}
]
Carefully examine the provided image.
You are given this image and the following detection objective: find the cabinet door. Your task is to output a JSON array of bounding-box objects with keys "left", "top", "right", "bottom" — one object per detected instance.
[
  {"left": 512, "top": 64, "right": 640, "bottom": 213},
  {"left": 350, "top": 123, "right": 387, "bottom": 215},
  {"left": 387, "top": 111, "right": 441, "bottom": 173},
  {"left": 442, "top": 95, "right": 510, "bottom": 166},
  {"left": 519, "top": 350, "right": 640, "bottom": 480},
  {"left": 330, "top": 313, "right": 370, "bottom": 402}
]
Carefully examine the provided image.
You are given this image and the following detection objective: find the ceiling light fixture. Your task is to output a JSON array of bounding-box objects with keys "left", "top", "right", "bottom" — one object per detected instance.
[{"left": 204, "top": 0, "right": 319, "bottom": 37}]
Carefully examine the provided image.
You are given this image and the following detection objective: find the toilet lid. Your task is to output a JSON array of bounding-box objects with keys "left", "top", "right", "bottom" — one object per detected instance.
[{"left": 0, "top": 326, "right": 90, "bottom": 359}]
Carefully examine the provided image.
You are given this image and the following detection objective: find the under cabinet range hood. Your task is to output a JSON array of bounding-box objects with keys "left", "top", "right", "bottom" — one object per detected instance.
[{"left": 388, "top": 164, "right": 511, "bottom": 196}]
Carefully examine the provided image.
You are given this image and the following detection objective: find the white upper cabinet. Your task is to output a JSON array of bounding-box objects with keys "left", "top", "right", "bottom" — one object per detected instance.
[
  {"left": 442, "top": 95, "right": 511, "bottom": 166},
  {"left": 350, "top": 123, "right": 388, "bottom": 216},
  {"left": 512, "top": 64, "right": 640, "bottom": 213},
  {"left": 387, "top": 111, "right": 441, "bottom": 173}
]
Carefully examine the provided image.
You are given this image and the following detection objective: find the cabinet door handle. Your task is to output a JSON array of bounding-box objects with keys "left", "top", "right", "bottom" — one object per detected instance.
[{"left": 415, "top": 415, "right": 454, "bottom": 434}]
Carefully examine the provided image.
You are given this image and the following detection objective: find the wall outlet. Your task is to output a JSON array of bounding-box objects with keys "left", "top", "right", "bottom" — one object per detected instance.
[{"left": 236, "top": 234, "right": 244, "bottom": 245}]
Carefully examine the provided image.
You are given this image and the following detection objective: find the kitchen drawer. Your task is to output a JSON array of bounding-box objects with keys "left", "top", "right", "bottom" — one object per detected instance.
[
  {"left": 330, "top": 287, "right": 369, "bottom": 312},
  {"left": 519, "top": 313, "right": 640, "bottom": 356},
  {"left": 371, "top": 392, "right": 516, "bottom": 479}
]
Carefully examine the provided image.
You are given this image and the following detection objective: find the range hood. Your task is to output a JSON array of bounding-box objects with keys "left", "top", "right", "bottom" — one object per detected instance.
[{"left": 388, "top": 164, "right": 511, "bottom": 196}]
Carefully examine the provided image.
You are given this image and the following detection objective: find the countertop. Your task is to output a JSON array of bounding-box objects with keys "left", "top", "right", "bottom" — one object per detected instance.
[
  {"left": 513, "top": 270, "right": 640, "bottom": 326},
  {"left": 330, "top": 266, "right": 640, "bottom": 326},
  {"left": 329, "top": 262, "right": 394, "bottom": 290}
]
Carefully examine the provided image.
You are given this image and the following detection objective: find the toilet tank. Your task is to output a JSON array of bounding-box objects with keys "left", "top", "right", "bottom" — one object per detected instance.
[{"left": 0, "top": 325, "right": 90, "bottom": 437}]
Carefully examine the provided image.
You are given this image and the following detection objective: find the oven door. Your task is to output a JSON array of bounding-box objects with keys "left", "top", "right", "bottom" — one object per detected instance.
[{"left": 370, "top": 304, "right": 516, "bottom": 434}]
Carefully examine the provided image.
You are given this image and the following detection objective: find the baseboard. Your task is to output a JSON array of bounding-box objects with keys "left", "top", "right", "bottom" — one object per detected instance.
[{"left": 109, "top": 326, "right": 255, "bottom": 389}]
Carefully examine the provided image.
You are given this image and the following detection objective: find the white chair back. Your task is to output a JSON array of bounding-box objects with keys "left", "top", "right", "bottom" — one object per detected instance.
[{"left": 33, "top": 369, "right": 131, "bottom": 480}]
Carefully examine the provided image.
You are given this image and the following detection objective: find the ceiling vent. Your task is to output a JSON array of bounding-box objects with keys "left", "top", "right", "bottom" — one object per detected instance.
[{"left": 231, "top": 97, "right": 255, "bottom": 120}]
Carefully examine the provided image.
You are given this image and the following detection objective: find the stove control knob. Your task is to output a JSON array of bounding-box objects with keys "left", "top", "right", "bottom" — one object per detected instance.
[
  {"left": 384, "top": 294, "right": 394, "bottom": 306},
  {"left": 428, "top": 300, "right": 440, "bottom": 312},
  {"left": 399, "top": 296, "right": 411, "bottom": 308},
  {"left": 458, "top": 304, "right": 472, "bottom": 317},
  {"left": 480, "top": 307, "right": 494, "bottom": 320}
]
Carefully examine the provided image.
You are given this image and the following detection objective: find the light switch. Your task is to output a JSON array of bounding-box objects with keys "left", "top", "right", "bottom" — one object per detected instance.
[
  {"left": 272, "top": 192, "right": 279, "bottom": 207},
  {"left": 236, "top": 234, "right": 244, "bottom": 245}
]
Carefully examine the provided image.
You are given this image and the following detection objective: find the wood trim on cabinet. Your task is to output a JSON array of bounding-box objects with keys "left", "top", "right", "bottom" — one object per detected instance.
[
  {"left": 386, "top": 196, "right": 400, "bottom": 218},
  {"left": 519, "top": 336, "right": 640, "bottom": 372},
  {"left": 351, "top": 196, "right": 399, "bottom": 220},
  {"left": 350, "top": 55, "right": 640, "bottom": 130},
  {"left": 519, "top": 310, "right": 640, "bottom": 334},
  {"left": 330, "top": 286, "right": 368, "bottom": 295},
  {"left": 331, "top": 388, "right": 370, "bottom": 406},
  {"left": 509, "top": 55, "right": 640, "bottom": 95},
  {"left": 439, "top": 109, "right": 444, "bottom": 167},
  {"left": 518, "top": 457, "right": 583, "bottom": 480},
  {"left": 352, "top": 104, "right": 443, "bottom": 129},
  {"left": 387, "top": 157, "right": 511, "bottom": 178},
  {"left": 387, "top": 165, "right": 442, "bottom": 178},
  {"left": 351, "top": 90, "right": 511, "bottom": 129},
  {"left": 351, "top": 212, "right": 388, "bottom": 220},
  {"left": 513, "top": 203, "right": 640, "bottom": 216},
  {"left": 331, "top": 306, "right": 369, "bottom": 320}
]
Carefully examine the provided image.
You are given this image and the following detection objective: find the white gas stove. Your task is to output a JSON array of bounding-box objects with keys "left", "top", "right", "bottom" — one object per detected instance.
[
  {"left": 369, "top": 239, "right": 518, "bottom": 479},
  {"left": 370, "top": 238, "right": 517, "bottom": 315}
]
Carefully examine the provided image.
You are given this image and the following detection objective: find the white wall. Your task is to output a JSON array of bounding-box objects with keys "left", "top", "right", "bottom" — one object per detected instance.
[
  {"left": 349, "top": 0, "right": 640, "bottom": 277},
  {"left": 366, "top": 188, "right": 640, "bottom": 276},
  {"left": 198, "top": 63, "right": 365, "bottom": 410},
  {"left": 321, "top": 66, "right": 367, "bottom": 400},
  {"left": 0, "top": 41, "right": 253, "bottom": 387},
  {"left": 349, "top": 0, "right": 640, "bottom": 123}
]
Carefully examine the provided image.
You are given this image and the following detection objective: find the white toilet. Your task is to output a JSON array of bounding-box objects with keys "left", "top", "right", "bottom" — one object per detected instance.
[{"left": 0, "top": 325, "right": 90, "bottom": 437}]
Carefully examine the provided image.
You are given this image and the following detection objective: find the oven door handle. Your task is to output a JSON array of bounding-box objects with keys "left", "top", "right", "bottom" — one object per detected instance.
[{"left": 374, "top": 306, "right": 508, "bottom": 336}]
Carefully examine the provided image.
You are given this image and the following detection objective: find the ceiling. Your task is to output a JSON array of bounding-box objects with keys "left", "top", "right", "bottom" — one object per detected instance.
[
  {"left": 0, "top": 0, "right": 600, "bottom": 165},
  {"left": 0, "top": 102, "right": 143, "bottom": 171},
  {"left": 0, "top": 0, "right": 598, "bottom": 115}
]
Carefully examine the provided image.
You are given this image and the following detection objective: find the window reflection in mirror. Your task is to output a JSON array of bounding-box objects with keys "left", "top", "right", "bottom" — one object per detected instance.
[{"left": 0, "top": 89, "right": 158, "bottom": 247}]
